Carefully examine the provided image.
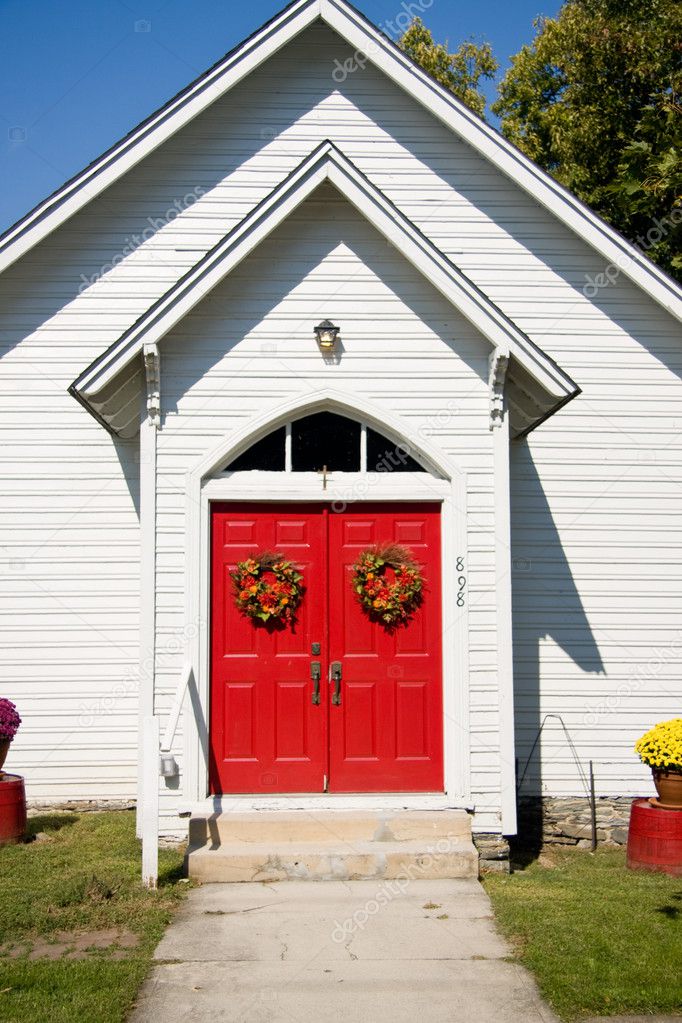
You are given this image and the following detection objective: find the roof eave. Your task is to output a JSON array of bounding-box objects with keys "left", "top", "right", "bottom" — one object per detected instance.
[
  {"left": 1, "top": 0, "right": 679, "bottom": 324},
  {"left": 70, "top": 142, "right": 578, "bottom": 437}
]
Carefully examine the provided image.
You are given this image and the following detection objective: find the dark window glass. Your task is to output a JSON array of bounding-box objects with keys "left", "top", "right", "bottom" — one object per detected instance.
[
  {"left": 225, "top": 427, "right": 285, "bottom": 471},
  {"left": 367, "top": 427, "right": 425, "bottom": 473},
  {"left": 292, "top": 412, "right": 360, "bottom": 472},
  {"left": 223, "top": 419, "right": 427, "bottom": 474}
]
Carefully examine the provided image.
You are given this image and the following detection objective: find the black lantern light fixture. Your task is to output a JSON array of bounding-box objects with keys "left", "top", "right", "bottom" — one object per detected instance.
[{"left": 314, "top": 319, "right": 340, "bottom": 352}]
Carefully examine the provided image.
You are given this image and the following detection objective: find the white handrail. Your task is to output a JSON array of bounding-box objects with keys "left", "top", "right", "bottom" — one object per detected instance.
[{"left": 161, "top": 662, "right": 193, "bottom": 752}]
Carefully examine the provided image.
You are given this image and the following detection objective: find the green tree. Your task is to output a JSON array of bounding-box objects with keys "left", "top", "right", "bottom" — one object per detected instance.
[
  {"left": 398, "top": 18, "right": 497, "bottom": 120},
  {"left": 492, "top": 0, "right": 682, "bottom": 280}
]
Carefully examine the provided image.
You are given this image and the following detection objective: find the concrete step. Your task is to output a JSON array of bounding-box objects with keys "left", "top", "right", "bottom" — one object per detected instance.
[
  {"left": 186, "top": 837, "right": 478, "bottom": 883},
  {"left": 185, "top": 810, "right": 477, "bottom": 883},
  {"left": 188, "top": 809, "right": 472, "bottom": 847}
]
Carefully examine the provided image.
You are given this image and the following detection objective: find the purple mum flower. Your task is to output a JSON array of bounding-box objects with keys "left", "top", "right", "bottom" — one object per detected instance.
[{"left": 0, "top": 699, "right": 21, "bottom": 741}]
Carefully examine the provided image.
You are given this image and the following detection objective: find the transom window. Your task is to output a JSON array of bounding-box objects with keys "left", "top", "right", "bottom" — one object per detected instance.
[{"left": 224, "top": 412, "right": 426, "bottom": 474}]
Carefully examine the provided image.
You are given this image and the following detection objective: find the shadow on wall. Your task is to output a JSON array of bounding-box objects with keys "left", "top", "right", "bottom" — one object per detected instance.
[{"left": 510, "top": 442, "right": 605, "bottom": 845}]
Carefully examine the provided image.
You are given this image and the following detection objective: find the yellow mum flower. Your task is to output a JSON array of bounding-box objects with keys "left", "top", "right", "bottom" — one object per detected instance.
[{"left": 635, "top": 718, "right": 682, "bottom": 771}]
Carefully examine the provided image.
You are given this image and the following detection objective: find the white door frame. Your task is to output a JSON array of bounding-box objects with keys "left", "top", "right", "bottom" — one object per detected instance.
[{"left": 180, "top": 390, "right": 471, "bottom": 811}]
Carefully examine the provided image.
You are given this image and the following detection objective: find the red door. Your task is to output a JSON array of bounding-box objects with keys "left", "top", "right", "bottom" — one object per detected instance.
[
  {"left": 209, "top": 504, "right": 328, "bottom": 794},
  {"left": 328, "top": 505, "right": 443, "bottom": 792},
  {"left": 210, "top": 503, "right": 443, "bottom": 794}
]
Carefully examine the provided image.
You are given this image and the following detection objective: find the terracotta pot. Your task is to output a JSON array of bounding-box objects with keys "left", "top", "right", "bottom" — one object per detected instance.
[
  {"left": 653, "top": 769, "right": 682, "bottom": 808},
  {"left": 0, "top": 739, "right": 10, "bottom": 775}
]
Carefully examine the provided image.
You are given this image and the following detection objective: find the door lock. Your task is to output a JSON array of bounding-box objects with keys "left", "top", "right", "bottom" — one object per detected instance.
[
  {"left": 330, "top": 661, "right": 342, "bottom": 705},
  {"left": 311, "top": 661, "right": 321, "bottom": 705}
]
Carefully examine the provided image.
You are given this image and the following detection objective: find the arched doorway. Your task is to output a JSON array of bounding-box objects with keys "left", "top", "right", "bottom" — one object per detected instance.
[
  {"left": 184, "top": 393, "right": 469, "bottom": 807},
  {"left": 209, "top": 412, "right": 443, "bottom": 794}
]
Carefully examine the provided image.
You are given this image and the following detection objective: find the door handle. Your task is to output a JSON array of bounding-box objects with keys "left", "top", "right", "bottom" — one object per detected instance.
[
  {"left": 330, "top": 661, "right": 342, "bottom": 705},
  {"left": 311, "top": 661, "right": 321, "bottom": 705}
]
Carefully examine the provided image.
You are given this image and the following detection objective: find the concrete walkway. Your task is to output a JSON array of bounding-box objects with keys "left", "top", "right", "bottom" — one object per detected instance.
[{"left": 130, "top": 879, "right": 558, "bottom": 1022}]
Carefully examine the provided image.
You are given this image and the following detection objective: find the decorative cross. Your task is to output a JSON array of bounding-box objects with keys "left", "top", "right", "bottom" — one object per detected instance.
[{"left": 317, "top": 464, "right": 330, "bottom": 490}]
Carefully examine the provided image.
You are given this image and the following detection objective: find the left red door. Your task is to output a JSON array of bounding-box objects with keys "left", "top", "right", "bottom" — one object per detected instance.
[{"left": 209, "top": 504, "right": 328, "bottom": 794}]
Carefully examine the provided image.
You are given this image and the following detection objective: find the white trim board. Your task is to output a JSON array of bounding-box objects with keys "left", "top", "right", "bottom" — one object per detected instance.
[
  {"left": 179, "top": 795, "right": 471, "bottom": 815},
  {"left": 180, "top": 389, "right": 472, "bottom": 813},
  {"left": 1, "top": 0, "right": 680, "bottom": 322},
  {"left": 70, "top": 141, "right": 578, "bottom": 433}
]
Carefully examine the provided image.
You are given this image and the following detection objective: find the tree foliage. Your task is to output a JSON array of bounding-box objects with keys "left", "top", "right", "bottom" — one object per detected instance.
[
  {"left": 398, "top": 18, "right": 497, "bottom": 120},
  {"left": 491, "top": 0, "right": 682, "bottom": 280}
]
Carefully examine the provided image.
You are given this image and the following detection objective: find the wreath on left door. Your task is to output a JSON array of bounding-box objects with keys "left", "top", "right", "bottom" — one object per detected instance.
[{"left": 231, "top": 551, "right": 304, "bottom": 624}]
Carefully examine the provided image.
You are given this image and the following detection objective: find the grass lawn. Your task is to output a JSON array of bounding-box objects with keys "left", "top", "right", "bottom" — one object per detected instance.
[
  {"left": 484, "top": 846, "right": 682, "bottom": 1021},
  {"left": 0, "top": 811, "right": 186, "bottom": 1023}
]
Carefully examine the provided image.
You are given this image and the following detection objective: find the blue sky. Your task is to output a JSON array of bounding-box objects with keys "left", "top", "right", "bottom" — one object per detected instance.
[{"left": 0, "top": 0, "right": 562, "bottom": 233}]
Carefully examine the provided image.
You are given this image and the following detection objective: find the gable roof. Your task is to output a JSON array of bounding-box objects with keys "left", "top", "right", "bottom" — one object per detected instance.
[
  {"left": 70, "top": 140, "right": 578, "bottom": 439},
  {"left": 1, "top": 0, "right": 681, "bottom": 324}
]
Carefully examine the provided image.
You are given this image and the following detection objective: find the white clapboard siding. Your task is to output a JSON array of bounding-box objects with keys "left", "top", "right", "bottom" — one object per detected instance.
[
  {"left": 152, "top": 187, "right": 497, "bottom": 821},
  {"left": 0, "top": 18, "right": 679, "bottom": 815}
]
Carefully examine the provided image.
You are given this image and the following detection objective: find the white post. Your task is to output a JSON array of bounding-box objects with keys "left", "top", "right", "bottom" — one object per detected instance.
[
  {"left": 142, "top": 714, "right": 159, "bottom": 889},
  {"left": 137, "top": 346, "right": 160, "bottom": 837},
  {"left": 492, "top": 367, "right": 517, "bottom": 836}
]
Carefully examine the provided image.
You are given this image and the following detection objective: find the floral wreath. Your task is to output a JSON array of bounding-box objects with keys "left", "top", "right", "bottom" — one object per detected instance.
[
  {"left": 231, "top": 551, "right": 304, "bottom": 625},
  {"left": 352, "top": 543, "right": 424, "bottom": 626}
]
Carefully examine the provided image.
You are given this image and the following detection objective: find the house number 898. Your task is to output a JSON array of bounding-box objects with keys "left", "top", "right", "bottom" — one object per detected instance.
[{"left": 456, "top": 557, "right": 466, "bottom": 607}]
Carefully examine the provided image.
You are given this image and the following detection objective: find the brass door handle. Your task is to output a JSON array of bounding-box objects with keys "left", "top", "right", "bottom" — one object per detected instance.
[
  {"left": 330, "top": 661, "right": 342, "bottom": 705},
  {"left": 311, "top": 661, "right": 321, "bottom": 705}
]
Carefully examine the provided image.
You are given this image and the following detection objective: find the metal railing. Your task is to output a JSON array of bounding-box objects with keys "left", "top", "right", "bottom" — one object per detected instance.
[{"left": 142, "top": 662, "right": 193, "bottom": 889}]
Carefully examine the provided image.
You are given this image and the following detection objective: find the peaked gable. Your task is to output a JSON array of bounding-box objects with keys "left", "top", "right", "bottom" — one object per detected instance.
[
  {"left": 0, "top": 0, "right": 680, "bottom": 326},
  {"left": 70, "top": 142, "right": 578, "bottom": 438}
]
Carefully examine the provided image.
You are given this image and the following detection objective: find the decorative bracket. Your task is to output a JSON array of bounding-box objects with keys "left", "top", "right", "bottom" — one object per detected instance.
[
  {"left": 143, "top": 341, "right": 161, "bottom": 428},
  {"left": 489, "top": 347, "right": 509, "bottom": 430}
]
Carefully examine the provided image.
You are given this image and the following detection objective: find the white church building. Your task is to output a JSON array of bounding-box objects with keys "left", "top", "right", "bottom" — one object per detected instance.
[{"left": 1, "top": 0, "right": 680, "bottom": 864}]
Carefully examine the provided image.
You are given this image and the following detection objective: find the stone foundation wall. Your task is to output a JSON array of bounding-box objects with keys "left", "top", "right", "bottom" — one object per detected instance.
[
  {"left": 517, "top": 796, "right": 634, "bottom": 848},
  {"left": 27, "top": 799, "right": 136, "bottom": 815},
  {"left": 473, "top": 834, "right": 511, "bottom": 871}
]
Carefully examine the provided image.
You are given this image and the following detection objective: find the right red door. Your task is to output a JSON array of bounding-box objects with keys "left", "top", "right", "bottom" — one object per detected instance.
[{"left": 327, "top": 503, "right": 443, "bottom": 792}]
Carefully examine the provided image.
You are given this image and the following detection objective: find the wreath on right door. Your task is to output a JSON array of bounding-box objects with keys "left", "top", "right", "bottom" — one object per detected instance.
[{"left": 351, "top": 543, "right": 424, "bottom": 626}]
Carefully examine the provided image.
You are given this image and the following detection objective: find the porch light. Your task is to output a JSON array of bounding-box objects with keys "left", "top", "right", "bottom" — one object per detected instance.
[{"left": 314, "top": 319, "right": 340, "bottom": 352}]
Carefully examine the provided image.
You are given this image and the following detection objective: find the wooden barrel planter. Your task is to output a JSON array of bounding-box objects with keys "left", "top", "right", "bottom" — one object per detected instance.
[
  {"left": 627, "top": 798, "right": 682, "bottom": 877},
  {"left": 0, "top": 773, "right": 26, "bottom": 845}
]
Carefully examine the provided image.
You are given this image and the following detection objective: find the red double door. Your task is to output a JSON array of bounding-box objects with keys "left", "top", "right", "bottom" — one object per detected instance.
[{"left": 209, "top": 503, "right": 443, "bottom": 794}]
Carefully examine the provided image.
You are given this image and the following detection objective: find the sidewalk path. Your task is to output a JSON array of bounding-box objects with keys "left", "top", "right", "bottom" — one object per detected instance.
[{"left": 130, "top": 878, "right": 559, "bottom": 1022}]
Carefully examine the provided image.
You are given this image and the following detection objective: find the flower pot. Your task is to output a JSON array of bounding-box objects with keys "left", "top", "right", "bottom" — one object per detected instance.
[
  {"left": 0, "top": 739, "right": 10, "bottom": 775},
  {"left": 0, "top": 774, "right": 26, "bottom": 845},
  {"left": 653, "top": 769, "right": 682, "bottom": 809}
]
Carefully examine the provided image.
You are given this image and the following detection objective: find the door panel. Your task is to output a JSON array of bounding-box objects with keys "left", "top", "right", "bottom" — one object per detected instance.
[
  {"left": 327, "top": 504, "right": 443, "bottom": 792},
  {"left": 209, "top": 501, "right": 443, "bottom": 795},
  {"left": 209, "top": 503, "right": 327, "bottom": 793}
]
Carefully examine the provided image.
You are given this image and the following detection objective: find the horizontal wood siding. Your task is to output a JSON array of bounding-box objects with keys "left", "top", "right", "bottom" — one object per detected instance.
[
  {"left": 0, "top": 21, "right": 679, "bottom": 816},
  {"left": 153, "top": 188, "right": 496, "bottom": 825}
]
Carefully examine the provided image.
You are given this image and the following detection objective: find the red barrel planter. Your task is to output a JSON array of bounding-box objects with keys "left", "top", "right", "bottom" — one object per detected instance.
[
  {"left": 0, "top": 773, "right": 26, "bottom": 845},
  {"left": 627, "top": 798, "right": 682, "bottom": 877}
]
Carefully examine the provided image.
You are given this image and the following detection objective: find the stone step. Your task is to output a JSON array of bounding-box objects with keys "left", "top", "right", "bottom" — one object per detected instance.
[
  {"left": 185, "top": 837, "right": 478, "bottom": 883},
  {"left": 188, "top": 809, "right": 472, "bottom": 847}
]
